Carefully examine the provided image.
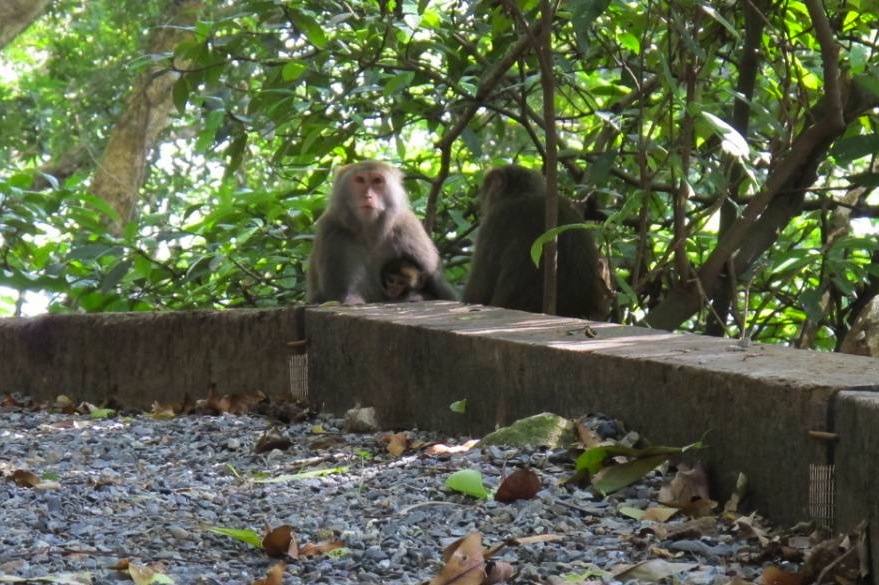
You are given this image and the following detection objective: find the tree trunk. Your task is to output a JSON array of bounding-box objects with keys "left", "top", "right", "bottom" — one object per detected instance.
[
  {"left": 88, "top": 0, "right": 204, "bottom": 234},
  {"left": 0, "top": 0, "right": 51, "bottom": 50},
  {"left": 841, "top": 297, "right": 879, "bottom": 357}
]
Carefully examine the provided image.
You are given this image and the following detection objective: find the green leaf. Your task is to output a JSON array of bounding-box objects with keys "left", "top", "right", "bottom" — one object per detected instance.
[
  {"left": 282, "top": 60, "right": 307, "bottom": 81},
  {"left": 383, "top": 71, "right": 415, "bottom": 97},
  {"left": 207, "top": 526, "right": 262, "bottom": 548},
  {"left": 445, "top": 469, "right": 491, "bottom": 499},
  {"left": 295, "top": 12, "right": 328, "bottom": 48},
  {"left": 830, "top": 134, "right": 879, "bottom": 164},
  {"left": 592, "top": 453, "right": 669, "bottom": 495},
  {"left": 449, "top": 399, "right": 467, "bottom": 414},
  {"left": 701, "top": 111, "right": 749, "bottom": 158},
  {"left": 172, "top": 76, "right": 191, "bottom": 115},
  {"left": 252, "top": 466, "right": 349, "bottom": 483},
  {"left": 530, "top": 223, "right": 598, "bottom": 266}
]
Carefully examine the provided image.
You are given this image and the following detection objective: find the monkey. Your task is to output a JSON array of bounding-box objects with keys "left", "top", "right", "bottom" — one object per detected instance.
[
  {"left": 381, "top": 257, "right": 430, "bottom": 301},
  {"left": 306, "top": 161, "right": 458, "bottom": 304},
  {"left": 462, "top": 165, "right": 610, "bottom": 320}
]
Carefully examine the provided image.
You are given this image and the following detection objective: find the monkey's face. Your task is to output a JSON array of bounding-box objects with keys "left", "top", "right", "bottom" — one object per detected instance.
[{"left": 347, "top": 169, "right": 390, "bottom": 222}]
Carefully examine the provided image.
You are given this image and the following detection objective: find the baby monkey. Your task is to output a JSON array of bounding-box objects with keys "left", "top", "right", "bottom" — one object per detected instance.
[{"left": 380, "top": 257, "right": 431, "bottom": 301}]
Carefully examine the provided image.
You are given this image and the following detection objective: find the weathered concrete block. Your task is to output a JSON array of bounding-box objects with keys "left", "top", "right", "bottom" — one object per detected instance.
[
  {"left": 0, "top": 308, "right": 305, "bottom": 407},
  {"left": 306, "top": 302, "right": 879, "bottom": 525},
  {"left": 835, "top": 391, "right": 879, "bottom": 579}
]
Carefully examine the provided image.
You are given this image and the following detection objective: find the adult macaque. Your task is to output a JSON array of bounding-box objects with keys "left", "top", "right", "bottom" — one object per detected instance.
[
  {"left": 307, "top": 161, "right": 457, "bottom": 304},
  {"left": 381, "top": 257, "right": 430, "bottom": 301},
  {"left": 463, "top": 165, "right": 609, "bottom": 319}
]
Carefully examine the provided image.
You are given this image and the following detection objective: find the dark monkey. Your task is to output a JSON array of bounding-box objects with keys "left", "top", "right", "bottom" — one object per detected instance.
[
  {"left": 307, "top": 161, "right": 457, "bottom": 304},
  {"left": 463, "top": 165, "right": 609, "bottom": 319},
  {"left": 380, "top": 257, "right": 430, "bottom": 301}
]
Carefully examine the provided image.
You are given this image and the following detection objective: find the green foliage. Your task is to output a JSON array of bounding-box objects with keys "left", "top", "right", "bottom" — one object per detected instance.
[{"left": 0, "top": 0, "right": 877, "bottom": 351}]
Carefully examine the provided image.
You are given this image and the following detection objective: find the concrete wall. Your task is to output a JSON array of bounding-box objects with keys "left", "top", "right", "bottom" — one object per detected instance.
[
  {"left": 305, "top": 302, "right": 879, "bottom": 527},
  {"left": 0, "top": 308, "right": 305, "bottom": 408}
]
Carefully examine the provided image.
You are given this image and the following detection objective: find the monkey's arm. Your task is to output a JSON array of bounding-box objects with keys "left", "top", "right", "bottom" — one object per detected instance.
[
  {"left": 391, "top": 214, "right": 458, "bottom": 300},
  {"left": 308, "top": 222, "right": 370, "bottom": 304}
]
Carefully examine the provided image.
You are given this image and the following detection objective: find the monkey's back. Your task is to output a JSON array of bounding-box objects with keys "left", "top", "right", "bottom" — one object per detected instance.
[{"left": 469, "top": 195, "right": 608, "bottom": 319}]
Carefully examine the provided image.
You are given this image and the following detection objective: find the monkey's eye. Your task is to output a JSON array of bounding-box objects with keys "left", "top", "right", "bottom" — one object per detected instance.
[
  {"left": 354, "top": 175, "right": 366, "bottom": 184},
  {"left": 371, "top": 176, "right": 385, "bottom": 186}
]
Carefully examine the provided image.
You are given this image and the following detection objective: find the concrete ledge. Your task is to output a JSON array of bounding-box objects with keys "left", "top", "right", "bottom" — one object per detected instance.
[
  {"left": 305, "top": 302, "right": 879, "bottom": 527},
  {"left": 0, "top": 308, "right": 305, "bottom": 408}
]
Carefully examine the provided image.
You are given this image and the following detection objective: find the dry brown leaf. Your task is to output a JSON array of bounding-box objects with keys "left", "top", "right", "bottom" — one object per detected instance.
[
  {"left": 251, "top": 562, "right": 286, "bottom": 585},
  {"left": 576, "top": 422, "right": 602, "bottom": 448},
  {"left": 262, "top": 525, "right": 299, "bottom": 559},
  {"left": 10, "top": 469, "right": 40, "bottom": 488},
  {"left": 658, "top": 462, "right": 711, "bottom": 506},
  {"left": 495, "top": 468, "right": 541, "bottom": 503},
  {"left": 761, "top": 565, "right": 804, "bottom": 585},
  {"left": 150, "top": 402, "right": 177, "bottom": 419},
  {"left": 255, "top": 427, "right": 293, "bottom": 454},
  {"left": 613, "top": 559, "right": 698, "bottom": 581},
  {"left": 724, "top": 472, "right": 748, "bottom": 514},
  {"left": 110, "top": 558, "right": 130, "bottom": 571},
  {"left": 642, "top": 506, "right": 679, "bottom": 522},
  {"left": 384, "top": 432, "right": 409, "bottom": 457},
  {"left": 425, "top": 439, "right": 480, "bottom": 456},
  {"left": 299, "top": 540, "right": 343, "bottom": 557},
  {"left": 484, "top": 559, "right": 516, "bottom": 583},
  {"left": 2, "top": 393, "right": 19, "bottom": 408},
  {"left": 484, "top": 533, "right": 563, "bottom": 559},
  {"left": 429, "top": 532, "right": 486, "bottom": 585},
  {"left": 128, "top": 561, "right": 170, "bottom": 585}
]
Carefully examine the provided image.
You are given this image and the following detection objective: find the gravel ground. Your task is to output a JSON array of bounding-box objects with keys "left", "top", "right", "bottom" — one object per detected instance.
[{"left": 0, "top": 406, "right": 802, "bottom": 584}]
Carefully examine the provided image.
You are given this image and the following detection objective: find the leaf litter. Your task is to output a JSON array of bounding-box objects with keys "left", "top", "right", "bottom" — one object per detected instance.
[{"left": 0, "top": 394, "right": 869, "bottom": 585}]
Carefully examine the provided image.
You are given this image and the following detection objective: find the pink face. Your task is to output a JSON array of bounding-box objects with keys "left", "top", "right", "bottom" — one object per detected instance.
[{"left": 349, "top": 170, "right": 388, "bottom": 220}]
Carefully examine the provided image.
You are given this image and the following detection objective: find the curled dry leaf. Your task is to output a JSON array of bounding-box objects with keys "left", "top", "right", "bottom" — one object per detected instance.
[
  {"left": 128, "top": 561, "right": 172, "bottom": 585},
  {"left": 658, "top": 462, "right": 717, "bottom": 516},
  {"left": 425, "top": 439, "right": 480, "bottom": 456},
  {"left": 495, "top": 468, "right": 541, "bottom": 503},
  {"left": 299, "top": 540, "right": 344, "bottom": 557},
  {"left": 484, "top": 559, "right": 516, "bottom": 584},
  {"left": 761, "top": 565, "right": 804, "bottom": 585},
  {"left": 383, "top": 432, "right": 409, "bottom": 457},
  {"left": 429, "top": 532, "right": 486, "bottom": 585},
  {"left": 658, "top": 462, "right": 711, "bottom": 505},
  {"left": 251, "top": 562, "right": 286, "bottom": 585},
  {"left": 262, "top": 525, "right": 299, "bottom": 559},
  {"left": 254, "top": 427, "right": 293, "bottom": 454},
  {"left": 10, "top": 469, "right": 40, "bottom": 488}
]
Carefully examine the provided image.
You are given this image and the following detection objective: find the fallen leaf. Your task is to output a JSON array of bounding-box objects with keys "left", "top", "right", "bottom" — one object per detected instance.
[
  {"left": 495, "top": 468, "right": 541, "bottom": 503},
  {"left": 658, "top": 462, "right": 711, "bottom": 506},
  {"left": 642, "top": 506, "right": 679, "bottom": 522},
  {"left": 149, "top": 402, "right": 177, "bottom": 420},
  {"left": 299, "top": 541, "right": 344, "bottom": 556},
  {"left": 613, "top": 559, "right": 698, "bottom": 582},
  {"left": 430, "top": 532, "right": 486, "bottom": 585},
  {"left": 761, "top": 565, "right": 804, "bottom": 585},
  {"left": 128, "top": 561, "right": 173, "bottom": 585},
  {"left": 208, "top": 526, "right": 262, "bottom": 548},
  {"left": 592, "top": 453, "right": 668, "bottom": 495},
  {"left": 426, "top": 439, "right": 480, "bottom": 456},
  {"left": 723, "top": 472, "right": 748, "bottom": 513},
  {"left": 383, "top": 432, "right": 409, "bottom": 457},
  {"left": 484, "top": 559, "right": 515, "bottom": 583},
  {"left": 251, "top": 563, "right": 285, "bottom": 585},
  {"left": 10, "top": 469, "right": 40, "bottom": 488},
  {"left": 254, "top": 427, "right": 293, "bottom": 454},
  {"left": 445, "top": 469, "right": 491, "bottom": 499},
  {"left": 262, "top": 524, "right": 299, "bottom": 559},
  {"left": 576, "top": 422, "right": 603, "bottom": 448}
]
